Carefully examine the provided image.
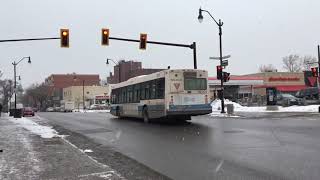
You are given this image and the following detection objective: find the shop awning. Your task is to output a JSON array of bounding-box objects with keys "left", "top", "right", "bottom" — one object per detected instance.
[{"left": 275, "top": 85, "right": 307, "bottom": 92}]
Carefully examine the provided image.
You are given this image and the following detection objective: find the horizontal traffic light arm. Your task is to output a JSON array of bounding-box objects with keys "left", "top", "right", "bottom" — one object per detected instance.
[
  {"left": 109, "top": 37, "right": 194, "bottom": 49},
  {"left": 0, "top": 37, "right": 60, "bottom": 43}
]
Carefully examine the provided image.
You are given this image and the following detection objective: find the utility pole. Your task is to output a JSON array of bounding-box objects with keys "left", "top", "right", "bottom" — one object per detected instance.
[
  {"left": 318, "top": 45, "right": 320, "bottom": 102},
  {"left": 82, "top": 80, "right": 85, "bottom": 110},
  {"left": 13, "top": 62, "right": 17, "bottom": 111},
  {"left": 9, "top": 80, "right": 12, "bottom": 111}
]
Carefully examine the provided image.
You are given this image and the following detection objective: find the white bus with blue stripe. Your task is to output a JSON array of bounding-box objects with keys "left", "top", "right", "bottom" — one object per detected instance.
[{"left": 110, "top": 69, "right": 212, "bottom": 122}]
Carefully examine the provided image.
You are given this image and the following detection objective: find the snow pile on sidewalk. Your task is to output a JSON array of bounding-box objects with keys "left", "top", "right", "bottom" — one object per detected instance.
[
  {"left": 73, "top": 109, "right": 110, "bottom": 113},
  {"left": 211, "top": 99, "right": 320, "bottom": 113},
  {"left": 9, "top": 117, "right": 59, "bottom": 138}
]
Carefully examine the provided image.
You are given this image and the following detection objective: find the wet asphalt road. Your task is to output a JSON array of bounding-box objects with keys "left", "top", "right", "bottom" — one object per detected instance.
[{"left": 37, "top": 112, "right": 320, "bottom": 180}]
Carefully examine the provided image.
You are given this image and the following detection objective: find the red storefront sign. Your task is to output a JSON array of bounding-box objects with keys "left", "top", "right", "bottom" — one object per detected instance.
[
  {"left": 95, "top": 95, "right": 109, "bottom": 100},
  {"left": 268, "top": 77, "right": 300, "bottom": 82}
]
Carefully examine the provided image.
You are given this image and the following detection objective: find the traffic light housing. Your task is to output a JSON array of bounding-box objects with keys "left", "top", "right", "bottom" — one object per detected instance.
[
  {"left": 311, "top": 67, "right": 318, "bottom": 77},
  {"left": 216, "top": 66, "right": 223, "bottom": 80},
  {"left": 140, "top": 33, "right": 147, "bottom": 50},
  {"left": 102, "top": 28, "right": 109, "bottom": 46},
  {"left": 223, "top": 72, "right": 230, "bottom": 82},
  {"left": 60, "top": 29, "right": 69, "bottom": 48}
]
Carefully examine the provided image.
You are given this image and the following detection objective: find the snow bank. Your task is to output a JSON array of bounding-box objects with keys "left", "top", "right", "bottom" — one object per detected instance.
[
  {"left": 9, "top": 117, "right": 59, "bottom": 138},
  {"left": 73, "top": 109, "right": 110, "bottom": 113},
  {"left": 211, "top": 99, "right": 320, "bottom": 113},
  {"left": 83, "top": 149, "right": 93, "bottom": 153}
]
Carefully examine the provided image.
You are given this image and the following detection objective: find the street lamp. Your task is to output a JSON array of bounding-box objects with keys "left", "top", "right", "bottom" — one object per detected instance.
[
  {"left": 106, "top": 58, "right": 121, "bottom": 83},
  {"left": 12, "top": 56, "right": 31, "bottom": 116},
  {"left": 198, "top": 8, "right": 226, "bottom": 113}
]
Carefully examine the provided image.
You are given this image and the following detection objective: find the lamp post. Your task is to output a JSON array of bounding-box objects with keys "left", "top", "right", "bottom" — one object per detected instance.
[
  {"left": 12, "top": 56, "right": 31, "bottom": 113},
  {"left": 82, "top": 79, "right": 85, "bottom": 110},
  {"left": 8, "top": 80, "right": 12, "bottom": 111},
  {"left": 198, "top": 8, "right": 226, "bottom": 113},
  {"left": 106, "top": 58, "right": 121, "bottom": 83}
]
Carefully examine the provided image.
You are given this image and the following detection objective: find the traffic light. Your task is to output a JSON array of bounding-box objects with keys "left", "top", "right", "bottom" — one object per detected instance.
[
  {"left": 223, "top": 72, "right": 230, "bottom": 82},
  {"left": 311, "top": 67, "right": 318, "bottom": 77},
  {"left": 60, "top": 29, "right": 69, "bottom": 48},
  {"left": 140, "top": 33, "right": 147, "bottom": 50},
  {"left": 101, "top": 28, "right": 109, "bottom": 46},
  {"left": 216, "top": 65, "right": 223, "bottom": 80}
]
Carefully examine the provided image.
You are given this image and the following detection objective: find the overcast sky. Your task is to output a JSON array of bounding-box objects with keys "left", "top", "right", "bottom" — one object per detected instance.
[{"left": 1, "top": 0, "right": 319, "bottom": 88}]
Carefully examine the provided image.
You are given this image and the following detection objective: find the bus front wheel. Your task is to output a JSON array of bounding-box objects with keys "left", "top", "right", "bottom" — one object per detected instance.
[{"left": 143, "top": 107, "right": 149, "bottom": 123}]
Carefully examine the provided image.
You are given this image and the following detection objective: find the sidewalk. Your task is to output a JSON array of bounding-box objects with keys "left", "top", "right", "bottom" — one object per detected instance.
[{"left": 0, "top": 114, "right": 124, "bottom": 180}]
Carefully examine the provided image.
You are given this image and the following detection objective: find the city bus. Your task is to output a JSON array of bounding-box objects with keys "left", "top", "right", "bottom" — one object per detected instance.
[{"left": 110, "top": 69, "right": 212, "bottom": 122}]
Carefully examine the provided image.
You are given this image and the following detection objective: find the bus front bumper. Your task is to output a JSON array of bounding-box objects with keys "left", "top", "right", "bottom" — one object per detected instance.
[{"left": 167, "top": 104, "right": 212, "bottom": 116}]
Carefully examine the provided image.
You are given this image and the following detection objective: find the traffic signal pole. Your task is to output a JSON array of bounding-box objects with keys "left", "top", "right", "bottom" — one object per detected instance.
[
  {"left": 0, "top": 37, "right": 60, "bottom": 43},
  {"left": 109, "top": 37, "right": 197, "bottom": 69},
  {"left": 318, "top": 45, "right": 320, "bottom": 78},
  {"left": 317, "top": 45, "right": 320, "bottom": 102},
  {"left": 218, "top": 20, "right": 225, "bottom": 113}
]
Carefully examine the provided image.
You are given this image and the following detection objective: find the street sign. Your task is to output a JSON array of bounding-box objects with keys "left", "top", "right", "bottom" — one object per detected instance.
[
  {"left": 209, "top": 55, "right": 231, "bottom": 60},
  {"left": 222, "top": 60, "right": 228, "bottom": 67}
]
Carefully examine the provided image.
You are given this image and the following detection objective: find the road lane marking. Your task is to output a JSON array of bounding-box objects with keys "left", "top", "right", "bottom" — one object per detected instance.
[{"left": 60, "top": 136, "right": 125, "bottom": 179}]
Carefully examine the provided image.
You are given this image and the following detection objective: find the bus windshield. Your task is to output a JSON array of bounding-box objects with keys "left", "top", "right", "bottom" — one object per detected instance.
[{"left": 184, "top": 78, "right": 207, "bottom": 90}]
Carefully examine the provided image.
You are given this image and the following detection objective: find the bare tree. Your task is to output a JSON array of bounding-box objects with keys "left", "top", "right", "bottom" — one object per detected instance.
[
  {"left": 22, "top": 83, "right": 50, "bottom": 111},
  {"left": 282, "top": 54, "right": 302, "bottom": 72},
  {"left": 259, "top": 64, "right": 277, "bottom": 72},
  {"left": 0, "top": 79, "right": 14, "bottom": 111},
  {"left": 301, "top": 55, "right": 317, "bottom": 70}
]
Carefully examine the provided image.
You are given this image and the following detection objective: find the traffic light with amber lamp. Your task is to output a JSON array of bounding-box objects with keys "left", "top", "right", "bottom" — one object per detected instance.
[
  {"left": 60, "top": 29, "right": 69, "bottom": 48},
  {"left": 223, "top": 72, "right": 231, "bottom": 82},
  {"left": 311, "top": 67, "right": 318, "bottom": 77},
  {"left": 216, "top": 65, "right": 223, "bottom": 80},
  {"left": 102, "top": 29, "right": 109, "bottom": 46},
  {"left": 140, "top": 33, "right": 147, "bottom": 50}
]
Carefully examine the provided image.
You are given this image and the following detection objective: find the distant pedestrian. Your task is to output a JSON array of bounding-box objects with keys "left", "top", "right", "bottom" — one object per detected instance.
[{"left": 0, "top": 103, "right": 3, "bottom": 117}]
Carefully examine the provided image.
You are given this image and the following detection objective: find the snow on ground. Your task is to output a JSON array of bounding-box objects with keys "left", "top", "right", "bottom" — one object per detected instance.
[
  {"left": 82, "top": 149, "right": 93, "bottom": 153},
  {"left": 8, "top": 117, "right": 59, "bottom": 138},
  {"left": 73, "top": 109, "right": 110, "bottom": 113},
  {"left": 211, "top": 99, "right": 320, "bottom": 113}
]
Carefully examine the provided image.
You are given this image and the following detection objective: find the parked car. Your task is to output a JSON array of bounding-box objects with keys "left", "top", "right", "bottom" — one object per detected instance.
[
  {"left": 89, "top": 104, "right": 109, "bottom": 110},
  {"left": 277, "top": 93, "right": 302, "bottom": 106},
  {"left": 46, "top": 107, "right": 54, "bottom": 112},
  {"left": 23, "top": 107, "right": 35, "bottom": 117},
  {"left": 295, "top": 87, "right": 320, "bottom": 105}
]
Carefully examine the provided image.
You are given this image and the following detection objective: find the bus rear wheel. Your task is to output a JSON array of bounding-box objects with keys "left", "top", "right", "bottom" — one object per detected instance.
[{"left": 143, "top": 107, "right": 149, "bottom": 123}]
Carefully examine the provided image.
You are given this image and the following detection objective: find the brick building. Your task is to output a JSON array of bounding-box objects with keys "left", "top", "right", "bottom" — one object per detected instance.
[
  {"left": 44, "top": 73, "right": 100, "bottom": 107},
  {"left": 107, "top": 60, "right": 164, "bottom": 84}
]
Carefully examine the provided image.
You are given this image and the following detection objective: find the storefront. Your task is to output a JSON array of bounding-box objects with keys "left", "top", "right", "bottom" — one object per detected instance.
[
  {"left": 208, "top": 72, "right": 309, "bottom": 105},
  {"left": 251, "top": 72, "right": 307, "bottom": 96},
  {"left": 208, "top": 76, "right": 264, "bottom": 102},
  {"left": 94, "top": 95, "right": 110, "bottom": 105}
]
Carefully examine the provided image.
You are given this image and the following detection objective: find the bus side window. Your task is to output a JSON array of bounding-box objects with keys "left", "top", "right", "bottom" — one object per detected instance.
[
  {"left": 128, "top": 86, "right": 133, "bottom": 103},
  {"left": 156, "top": 78, "right": 165, "bottom": 99},
  {"left": 134, "top": 84, "right": 140, "bottom": 102},
  {"left": 141, "top": 83, "right": 145, "bottom": 100},
  {"left": 123, "top": 87, "right": 127, "bottom": 103},
  {"left": 151, "top": 80, "right": 156, "bottom": 99},
  {"left": 145, "top": 83, "right": 150, "bottom": 100}
]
